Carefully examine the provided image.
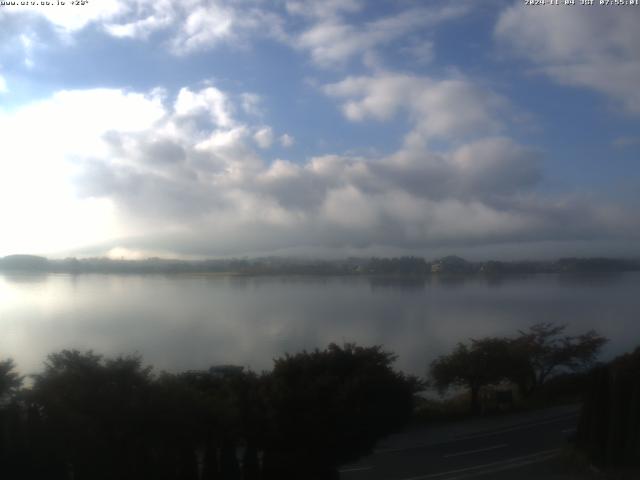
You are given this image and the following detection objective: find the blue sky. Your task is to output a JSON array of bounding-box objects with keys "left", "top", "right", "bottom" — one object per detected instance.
[{"left": 0, "top": 0, "right": 638, "bottom": 259}]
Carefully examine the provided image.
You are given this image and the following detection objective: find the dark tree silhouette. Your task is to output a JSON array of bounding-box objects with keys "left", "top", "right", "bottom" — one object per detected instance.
[
  {"left": 0, "top": 358, "right": 25, "bottom": 477},
  {"left": 509, "top": 323, "right": 608, "bottom": 397},
  {"left": 430, "top": 324, "right": 608, "bottom": 414},
  {"left": 430, "top": 337, "right": 512, "bottom": 414},
  {"left": 578, "top": 346, "right": 640, "bottom": 467},
  {"left": 263, "top": 343, "right": 422, "bottom": 479},
  {"left": 28, "top": 350, "right": 155, "bottom": 480},
  {"left": 150, "top": 366, "right": 268, "bottom": 479},
  {"left": 2, "top": 344, "right": 419, "bottom": 480},
  {"left": 0, "top": 359, "right": 22, "bottom": 401}
]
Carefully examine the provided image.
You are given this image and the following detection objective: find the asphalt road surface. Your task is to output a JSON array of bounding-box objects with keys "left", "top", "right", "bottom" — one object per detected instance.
[{"left": 340, "top": 406, "right": 580, "bottom": 480}]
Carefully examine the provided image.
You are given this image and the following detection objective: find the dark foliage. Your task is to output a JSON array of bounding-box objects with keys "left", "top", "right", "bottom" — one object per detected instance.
[
  {"left": 578, "top": 347, "right": 640, "bottom": 468},
  {"left": 264, "top": 343, "right": 422, "bottom": 476},
  {"left": 508, "top": 323, "right": 607, "bottom": 397},
  {"left": 0, "top": 344, "right": 420, "bottom": 480},
  {"left": 0, "top": 359, "right": 23, "bottom": 400},
  {"left": 429, "top": 323, "right": 607, "bottom": 413},
  {"left": 430, "top": 338, "right": 513, "bottom": 414},
  {"left": 25, "top": 351, "right": 155, "bottom": 480}
]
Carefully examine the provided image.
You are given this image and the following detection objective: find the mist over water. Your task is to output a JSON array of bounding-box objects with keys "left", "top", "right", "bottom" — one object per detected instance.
[{"left": 1, "top": 272, "right": 639, "bottom": 377}]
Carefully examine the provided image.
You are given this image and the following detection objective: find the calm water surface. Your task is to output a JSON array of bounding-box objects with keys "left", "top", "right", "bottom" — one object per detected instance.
[{"left": 1, "top": 272, "right": 639, "bottom": 376}]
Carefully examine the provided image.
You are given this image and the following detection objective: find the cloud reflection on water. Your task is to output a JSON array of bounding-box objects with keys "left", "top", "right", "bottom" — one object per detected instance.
[{"left": 0, "top": 272, "right": 637, "bottom": 377}]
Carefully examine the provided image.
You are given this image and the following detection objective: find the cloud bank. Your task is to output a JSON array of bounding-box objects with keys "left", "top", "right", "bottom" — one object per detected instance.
[
  {"left": 1, "top": 77, "right": 636, "bottom": 259},
  {"left": 496, "top": 4, "right": 640, "bottom": 114}
]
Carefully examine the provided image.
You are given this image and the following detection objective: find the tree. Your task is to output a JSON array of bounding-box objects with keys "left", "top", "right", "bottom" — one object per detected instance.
[
  {"left": 578, "top": 346, "right": 640, "bottom": 467},
  {"left": 29, "top": 350, "right": 155, "bottom": 480},
  {"left": 509, "top": 323, "right": 608, "bottom": 397},
  {"left": 150, "top": 366, "right": 268, "bottom": 479},
  {"left": 0, "top": 358, "right": 24, "bottom": 475},
  {"left": 0, "top": 359, "right": 22, "bottom": 402},
  {"left": 264, "top": 343, "right": 422, "bottom": 479},
  {"left": 430, "top": 338, "right": 512, "bottom": 414},
  {"left": 430, "top": 324, "right": 608, "bottom": 413}
]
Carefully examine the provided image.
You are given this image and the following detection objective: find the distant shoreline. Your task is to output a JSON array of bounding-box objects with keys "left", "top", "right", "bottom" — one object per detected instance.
[{"left": 1, "top": 254, "right": 639, "bottom": 276}]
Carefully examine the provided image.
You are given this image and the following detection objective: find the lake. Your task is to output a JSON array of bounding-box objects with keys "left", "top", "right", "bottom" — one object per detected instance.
[{"left": 1, "top": 272, "right": 639, "bottom": 377}]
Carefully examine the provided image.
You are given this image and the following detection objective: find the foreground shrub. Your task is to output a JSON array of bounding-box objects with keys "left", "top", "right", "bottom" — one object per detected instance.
[
  {"left": 0, "top": 344, "right": 421, "bottom": 480},
  {"left": 578, "top": 347, "right": 640, "bottom": 467}
]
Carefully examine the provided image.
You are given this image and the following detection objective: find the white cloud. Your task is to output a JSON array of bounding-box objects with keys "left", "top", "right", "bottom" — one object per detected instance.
[
  {"left": 0, "top": 88, "right": 165, "bottom": 255},
  {"left": 19, "top": 33, "right": 36, "bottom": 68},
  {"left": 322, "top": 185, "right": 380, "bottom": 230},
  {"left": 325, "top": 73, "right": 507, "bottom": 144},
  {"left": 254, "top": 127, "right": 274, "bottom": 149},
  {"left": 1, "top": 82, "right": 636, "bottom": 258},
  {"left": 4, "top": 0, "right": 126, "bottom": 32},
  {"left": 101, "top": 0, "right": 176, "bottom": 39},
  {"left": 2, "top": 0, "right": 467, "bottom": 64},
  {"left": 285, "top": 0, "right": 363, "bottom": 19},
  {"left": 241, "top": 93, "right": 262, "bottom": 116},
  {"left": 325, "top": 74, "right": 416, "bottom": 121},
  {"left": 280, "top": 133, "right": 295, "bottom": 148},
  {"left": 169, "top": 3, "right": 235, "bottom": 54},
  {"left": 168, "top": 4, "right": 288, "bottom": 55},
  {"left": 105, "top": 11, "right": 174, "bottom": 39},
  {"left": 174, "top": 86, "right": 234, "bottom": 128},
  {"left": 1, "top": 0, "right": 284, "bottom": 57},
  {"left": 495, "top": 5, "right": 640, "bottom": 114},
  {"left": 295, "top": 5, "right": 469, "bottom": 67},
  {"left": 449, "top": 137, "right": 541, "bottom": 197}
]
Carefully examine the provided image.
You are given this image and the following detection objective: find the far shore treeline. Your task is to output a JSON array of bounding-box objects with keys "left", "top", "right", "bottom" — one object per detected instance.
[{"left": 1, "top": 254, "right": 639, "bottom": 276}]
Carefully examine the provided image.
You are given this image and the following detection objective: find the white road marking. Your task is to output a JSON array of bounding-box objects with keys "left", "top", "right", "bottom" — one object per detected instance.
[
  {"left": 443, "top": 443, "right": 508, "bottom": 458},
  {"left": 449, "top": 415, "right": 579, "bottom": 443},
  {"left": 376, "top": 413, "right": 578, "bottom": 454},
  {"left": 443, "top": 451, "right": 560, "bottom": 480},
  {"left": 396, "top": 448, "right": 560, "bottom": 480}
]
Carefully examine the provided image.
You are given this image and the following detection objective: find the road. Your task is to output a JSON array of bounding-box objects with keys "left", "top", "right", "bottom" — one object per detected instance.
[{"left": 340, "top": 405, "right": 580, "bottom": 480}]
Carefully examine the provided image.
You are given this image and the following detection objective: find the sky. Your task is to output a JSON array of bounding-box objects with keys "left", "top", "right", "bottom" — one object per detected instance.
[{"left": 0, "top": 0, "right": 638, "bottom": 260}]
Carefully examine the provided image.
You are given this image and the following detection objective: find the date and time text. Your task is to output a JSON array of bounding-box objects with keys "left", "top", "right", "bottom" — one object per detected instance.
[{"left": 525, "top": 0, "right": 638, "bottom": 5}]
